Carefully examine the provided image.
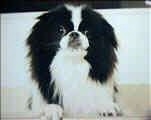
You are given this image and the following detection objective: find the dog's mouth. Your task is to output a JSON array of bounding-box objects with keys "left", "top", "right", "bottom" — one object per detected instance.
[
  {"left": 65, "top": 38, "right": 87, "bottom": 57},
  {"left": 64, "top": 48, "right": 88, "bottom": 57},
  {"left": 68, "top": 38, "right": 83, "bottom": 49}
]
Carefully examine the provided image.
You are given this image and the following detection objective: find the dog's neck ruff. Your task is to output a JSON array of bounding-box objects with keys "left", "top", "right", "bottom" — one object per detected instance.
[{"left": 50, "top": 49, "right": 113, "bottom": 117}]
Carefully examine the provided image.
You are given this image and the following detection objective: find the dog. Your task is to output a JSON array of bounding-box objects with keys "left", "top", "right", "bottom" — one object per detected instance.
[{"left": 27, "top": 4, "right": 122, "bottom": 120}]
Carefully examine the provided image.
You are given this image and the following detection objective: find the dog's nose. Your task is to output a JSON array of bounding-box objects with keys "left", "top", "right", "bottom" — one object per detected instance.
[{"left": 69, "top": 32, "right": 79, "bottom": 39}]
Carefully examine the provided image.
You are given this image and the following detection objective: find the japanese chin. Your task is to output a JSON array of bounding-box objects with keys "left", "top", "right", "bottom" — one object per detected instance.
[{"left": 27, "top": 4, "right": 122, "bottom": 120}]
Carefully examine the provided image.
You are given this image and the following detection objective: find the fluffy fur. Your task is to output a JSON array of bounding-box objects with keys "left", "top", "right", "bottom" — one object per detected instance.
[{"left": 27, "top": 4, "right": 121, "bottom": 119}]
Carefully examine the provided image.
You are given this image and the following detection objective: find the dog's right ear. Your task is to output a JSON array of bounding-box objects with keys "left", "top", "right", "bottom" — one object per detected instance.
[
  {"left": 37, "top": 9, "right": 59, "bottom": 20},
  {"left": 37, "top": 5, "right": 65, "bottom": 20},
  {"left": 36, "top": 12, "right": 56, "bottom": 22},
  {"left": 37, "top": 12, "right": 50, "bottom": 20}
]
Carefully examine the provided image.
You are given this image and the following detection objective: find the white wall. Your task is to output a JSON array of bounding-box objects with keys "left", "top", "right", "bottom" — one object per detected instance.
[
  {"left": 1, "top": 8, "right": 150, "bottom": 87},
  {"left": 1, "top": 12, "right": 42, "bottom": 88}
]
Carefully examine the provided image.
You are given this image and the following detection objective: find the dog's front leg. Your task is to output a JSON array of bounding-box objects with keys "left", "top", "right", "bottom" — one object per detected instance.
[
  {"left": 27, "top": 85, "right": 63, "bottom": 120},
  {"left": 40, "top": 104, "right": 63, "bottom": 120}
]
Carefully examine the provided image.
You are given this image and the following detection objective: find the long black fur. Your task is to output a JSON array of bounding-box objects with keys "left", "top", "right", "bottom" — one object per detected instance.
[
  {"left": 27, "top": 6, "right": 71, "bottom": 104},
  {"left": 81, "top": 7, "right": 118, "bottom": 83}
]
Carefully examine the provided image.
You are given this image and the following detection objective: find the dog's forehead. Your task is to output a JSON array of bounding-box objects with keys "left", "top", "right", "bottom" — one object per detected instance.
[{"left": 65, "top": 5, "right": 85, "bottom": 31}]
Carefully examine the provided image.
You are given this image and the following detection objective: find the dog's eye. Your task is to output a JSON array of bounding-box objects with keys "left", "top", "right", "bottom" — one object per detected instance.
[
  {"left": 59, "top": 26, "right": 66, "bottom": 35},
  {"left": 84, "top": 30, "right": 88, "bottom": 35}
]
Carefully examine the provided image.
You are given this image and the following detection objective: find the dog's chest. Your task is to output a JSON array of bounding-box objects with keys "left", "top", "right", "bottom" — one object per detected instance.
[{"left": 51, "top": 51, "right": 111, "bottom": 117}]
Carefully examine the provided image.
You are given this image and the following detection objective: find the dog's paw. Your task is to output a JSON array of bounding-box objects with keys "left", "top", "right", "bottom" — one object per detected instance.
[
  {"left": 40, "top": 104, "right": 63, "bottom": 120},
  {"left": 98, "top": 103, "right": 122, "bottom": 117}
]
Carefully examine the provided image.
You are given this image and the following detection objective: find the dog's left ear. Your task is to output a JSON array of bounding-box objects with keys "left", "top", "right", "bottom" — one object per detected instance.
[{"left": 101, "top": 17, "right": 118, "bottom": 50}]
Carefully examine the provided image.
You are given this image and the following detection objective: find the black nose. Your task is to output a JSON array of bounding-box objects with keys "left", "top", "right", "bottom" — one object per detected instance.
[{"left": 69, "top": 32, "right": 79, "bottom": 39}]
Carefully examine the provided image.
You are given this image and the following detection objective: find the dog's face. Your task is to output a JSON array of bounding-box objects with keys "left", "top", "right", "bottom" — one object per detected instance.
[
  {"left": 57, "top": 6, "right": 89, "bottom": 51},
  {"left": 28, "top": 4, "right": 118, "bottom": 83},
  {"left": 37, "top": 5, "right": 90, "bottom": 53}
]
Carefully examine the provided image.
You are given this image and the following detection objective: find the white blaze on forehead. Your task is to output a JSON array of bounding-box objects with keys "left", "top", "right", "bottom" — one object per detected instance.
[{"left": 65, "top": 5, "right": 84, "bottom": 30}]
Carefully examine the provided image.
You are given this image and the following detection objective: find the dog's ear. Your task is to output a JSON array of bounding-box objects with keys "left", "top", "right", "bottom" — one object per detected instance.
[
  {"left": 37, "top": 11, "right": 56, "bottom": 22},
  {"left": 83, "top": 7, "right": 118, "bottom": 50},
  {"left": 27, "top": 11, "right": 56, "bottom": 48},
  {"left": 85, "top": 12, "right": 118, "bottom": 84},
  {"left": 37, "top": 12, "right": 50, "bottom": 20},
  {"left": 37, "top": 5, "right": 65, "bottom": 21},
  {"left": 99, "top": 17, "right": 118, "bottom": 50},
  {"left": 26, "top": 10, "right": 59, "bottom": 104}
]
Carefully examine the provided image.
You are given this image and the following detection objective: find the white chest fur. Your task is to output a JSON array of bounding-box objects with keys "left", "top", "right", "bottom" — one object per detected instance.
[{"left": 50, "top": 49, "right": 113, "bottom": 117}]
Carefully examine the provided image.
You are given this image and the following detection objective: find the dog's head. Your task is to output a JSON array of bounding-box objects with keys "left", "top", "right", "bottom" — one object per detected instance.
[{"left": 27, "top": 4, "right": 118, "bottom": 83}]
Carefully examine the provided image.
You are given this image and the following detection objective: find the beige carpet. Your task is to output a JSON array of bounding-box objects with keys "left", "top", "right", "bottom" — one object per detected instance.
[{"left": 1, "top": 85, "right": 151, "bottom": 120}]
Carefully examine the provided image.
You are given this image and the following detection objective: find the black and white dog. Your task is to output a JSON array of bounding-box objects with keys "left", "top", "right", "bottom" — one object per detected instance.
[{"left": 27, "top": 4, "right": 121, "bottom": 120}]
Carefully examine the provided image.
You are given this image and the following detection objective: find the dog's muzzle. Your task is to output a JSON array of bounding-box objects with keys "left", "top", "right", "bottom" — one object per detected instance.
[
  {"left": 60, "top": 30, "right": 89, "bottom": 50},
  {"left": 68, "top": 31, "right": 82, "bottom": 49}
]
